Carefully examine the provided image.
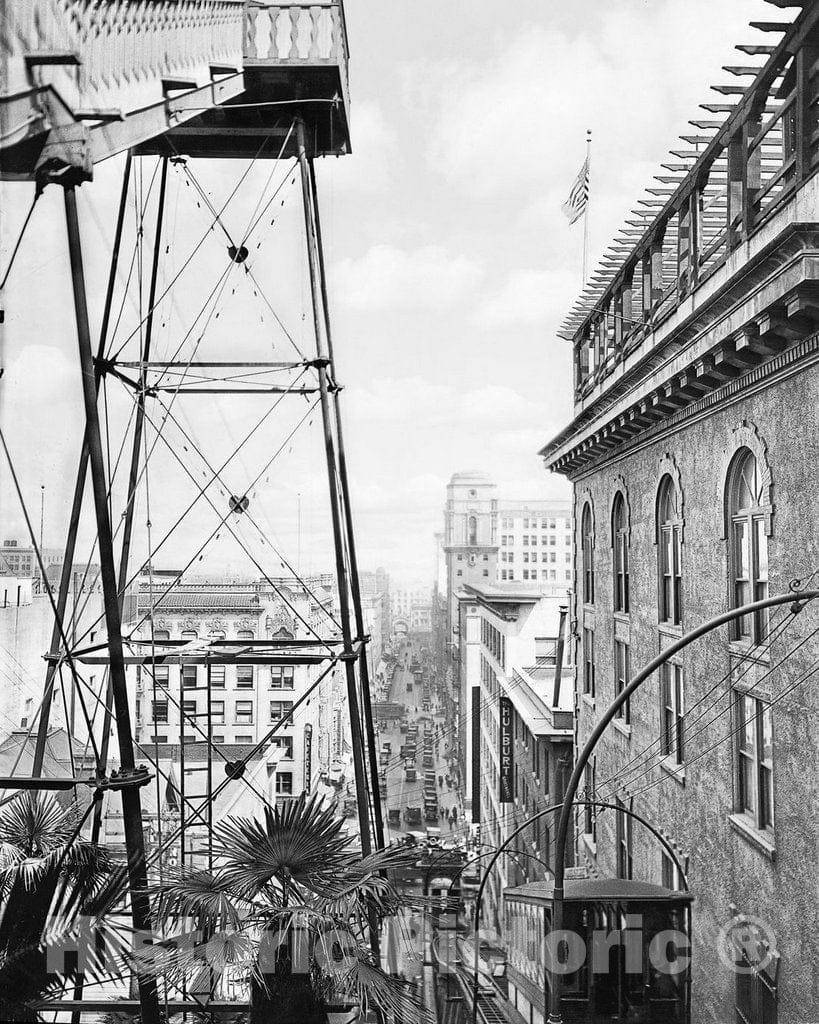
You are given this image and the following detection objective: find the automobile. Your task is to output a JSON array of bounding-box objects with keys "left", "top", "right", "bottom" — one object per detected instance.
[
  {"left": 426, "top": 826, "right": 442, "bottom": 842},
  {"left": 405, "top": 767, "right": 417, "bottom": 782},
  {"left": 342, "top": 798, "right": 357, "bottom": 817},
  {"left": 388, "top": 808, "right": 401, "bottom": 826},
  {"left": 405, "top": 806, "right": 423, "bottom": 826}
]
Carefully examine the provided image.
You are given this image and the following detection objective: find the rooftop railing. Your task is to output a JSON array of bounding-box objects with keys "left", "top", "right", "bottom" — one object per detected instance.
[{"left": 567, "top": 5, "right": 819, "bottom": 404}]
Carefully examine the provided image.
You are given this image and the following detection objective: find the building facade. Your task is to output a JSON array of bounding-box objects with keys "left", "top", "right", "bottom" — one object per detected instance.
[
  {"left": 123, "top": 576, "right": 347, "bottom": 839},
  {"left": 455, "top": 582, "right": 574, "bottom": 930},
  {"left": 497, "top": 500, "right": 573, "bottom": 590},
  {"left": 0, "top": 538, "right": 63, "bottom": 581},
  {"left": 541, "top": 10, "right": 819, "bottom": 1021}
]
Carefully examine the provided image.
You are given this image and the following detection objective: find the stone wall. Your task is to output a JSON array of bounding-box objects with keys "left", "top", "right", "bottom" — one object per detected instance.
[{"left": 570, "top": 356, "right": 819, "bottom": 1022}]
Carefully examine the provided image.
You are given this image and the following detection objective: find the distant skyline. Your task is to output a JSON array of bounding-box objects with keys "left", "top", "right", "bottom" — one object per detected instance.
[{"left": 0, "top": 0, "right": 775, "bottom": 588}]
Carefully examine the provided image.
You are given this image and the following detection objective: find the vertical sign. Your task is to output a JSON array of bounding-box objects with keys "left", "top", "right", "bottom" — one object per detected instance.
[
  {"left": 304, "top": 723, "right": 313, "bottom": 792},
  {"left": 499, "top": 695, "right": 514, "bottom": 803},
  {"left": 471, "top": 687, "right": 481, "bottom": 823}
]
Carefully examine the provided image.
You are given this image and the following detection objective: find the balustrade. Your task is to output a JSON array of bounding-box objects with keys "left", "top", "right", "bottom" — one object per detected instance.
[{"left": 572, "top": 19, "right": 819, "bottom": 400}]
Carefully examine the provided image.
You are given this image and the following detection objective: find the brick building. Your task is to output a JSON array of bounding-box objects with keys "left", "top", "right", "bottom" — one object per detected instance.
[{"left": 541, "top": 9, "right": 819, "bottom": 1022}]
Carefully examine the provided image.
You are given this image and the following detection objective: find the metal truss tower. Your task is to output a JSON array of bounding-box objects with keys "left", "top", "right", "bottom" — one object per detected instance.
[{"left": 0, "top": 4, "right": 383, "bottom": 1020}]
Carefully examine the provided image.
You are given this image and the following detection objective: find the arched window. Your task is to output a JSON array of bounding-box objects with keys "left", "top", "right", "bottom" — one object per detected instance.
[
  {"left": 727, "top": 448, "right": 769, "bottom": 642},
  {"left": 612, "top": 493, "right": 629, "bottom": 614},
  {"left": 581, "top": 502, "right": 594, "bottom": 604},
  {"left": 468, "top": 515, "right": 478, "bottom": 546},
  {"left": 657, "top": 476, "right": 682, "bottom": 625}
]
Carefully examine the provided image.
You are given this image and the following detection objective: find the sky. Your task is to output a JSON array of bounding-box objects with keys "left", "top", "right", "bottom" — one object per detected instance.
[{"left": 0, "top": 0, "right": 786, "bottom": 587}]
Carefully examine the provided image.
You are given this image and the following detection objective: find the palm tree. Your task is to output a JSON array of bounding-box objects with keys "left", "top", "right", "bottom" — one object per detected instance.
[
  {"left": 0, "top": 791, "right": 126, "bottom": 1022},
  {"left": 144, "top": 792, "right": 430, "bottom": 1024}
]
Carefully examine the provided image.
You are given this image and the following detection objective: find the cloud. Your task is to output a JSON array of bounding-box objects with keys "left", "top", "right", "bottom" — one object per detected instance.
[
  {"left": 322, "top": 101, "right": 399, "bottom": 194},
  {"left": 472, "top": 267, "right": 577, "bottom": 331},
  {"left": 331, "top": 244, "right": 483, "bottom": 313}
]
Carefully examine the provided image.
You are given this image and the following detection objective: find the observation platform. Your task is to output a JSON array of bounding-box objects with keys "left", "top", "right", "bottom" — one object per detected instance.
[{"left": 0, "top": 0, "right": 350, "bottom": 183}]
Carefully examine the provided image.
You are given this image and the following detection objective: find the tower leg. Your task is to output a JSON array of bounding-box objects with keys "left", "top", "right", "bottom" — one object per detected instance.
[
  {"left": 63, "top": 183, "right": 160, "bottom": 1024},
  {"left": 306, "top": 156, "right": 385, "bottom": 851},
  {"left": 295, "top": 122, "right": 373, "bottom": 856},
  {"left": 33, "top": 153, "right": 133, "bottom": 779}
]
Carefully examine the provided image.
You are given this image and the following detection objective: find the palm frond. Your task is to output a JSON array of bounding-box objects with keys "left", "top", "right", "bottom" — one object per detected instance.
[
  {"left": 349, "top": 954, "right": 434, "bottom": 1023},
  {"left": 213, "top": 793, "right": 351, "bottom": 898},
  {"left": 149, "top": 868, "right": 247, "bottom": 932},
  {"left": 305, "top": 844, "right": 417, "bottom": 917},
  {"left": 0, "top": 793, "right": 77, "bottom": 857}
]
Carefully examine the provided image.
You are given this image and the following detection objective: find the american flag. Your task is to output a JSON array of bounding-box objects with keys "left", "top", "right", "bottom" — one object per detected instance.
[{"left": 562, "top": 157, "right": 590, "bottom": 225}]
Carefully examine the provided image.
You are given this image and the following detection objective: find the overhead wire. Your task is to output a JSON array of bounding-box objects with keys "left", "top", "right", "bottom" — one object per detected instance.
[
  {"left": 129, "top": 391, "right": 333, "bottom": 648},
  {"left": 163, "top": 396, "right": 342, "bottom": 629}
]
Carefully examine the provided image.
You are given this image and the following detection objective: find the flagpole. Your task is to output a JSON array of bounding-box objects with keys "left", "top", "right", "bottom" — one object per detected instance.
[{"left": 582, "top": 128, "right": 592, "bottom": 285}]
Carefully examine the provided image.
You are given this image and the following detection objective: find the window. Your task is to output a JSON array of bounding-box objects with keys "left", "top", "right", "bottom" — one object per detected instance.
[
  {"left": 152, "top": 700, "right": 169, "bottom": 723},
  {"left": 612, "top": 492, "right": 630, "bottom": 613},
  {"left": 208, "top": 631, "right": 225, "bottom": 688},
  {"left": 151, "top": 734, "right": 168, "bottom": 744},
  {"left": 616, "top": 799, "right": 632, "bottom": 879},
  {"left": 583, "top": 629, "right": 595, "bottom": 697},
  {"left": 468, "top": 516, "right": 478, "bottom": 546},
  {"left": 211, "top": 700, "right": 225, "bottom": 725},
  {"left": 584, "top": 761, "right": 596, "bottom": 840},
  {"left": 151, "top": 630, "right": 170, "bottom": 686},
  {"left": 660, "top": 664, "right": 684, "bottom": 764},
  {"left": 727, "top": 449, "right": 770, "bottom": 643},
  {"left": 236, "top": 631, "right": 255, "bottom": 688},
  {"left": 236, "top": 734, "right": 254, "bottom": 744},
  {"left": 182, "top": 665, "right": 198, "bottom": 689},
  {"left": 661, "top": 850, "right": 682, "bottom": 891},
  {"left": 269, "top": 735, "right": 294, "bottom": 759},
  {"left": 736, "top": 693, "right": 774, "bottom": 831},
  {"left": 456, "top": 570, "right": 463, "bottom": 577},
  {"left": 657, "top": 476, "right": 683, "bottom": 626},
  {"left": 212, "top": 734, "right": 225, "bottom": 744},
  {"left": 734, "top": 933, "right": 779, "bottom": 1024},
  {"left": 614, "top": 640, "right": 630, "bottom": 724},
  {"left": 270, "top": 666, "right": 295, "bottom": 689},
  {"left": 182, "top": 699, "right": 197, "bottom": 721},
  {"left": 581, "top": 502, "right": 594, "bottom": 604},
  {"left": 235, "top": 700, "right": 254, "bottom": 724},
  {"left": 270, "top": 700, "right": 294, "bottom": 725},
  {"left": 276, "top": 772, "right": 294, "bottom": 796}
]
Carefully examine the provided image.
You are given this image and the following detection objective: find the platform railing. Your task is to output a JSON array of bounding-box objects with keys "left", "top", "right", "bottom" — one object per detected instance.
[{"left": 3, "top": 0, "right": 245, "bottom": 114}]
